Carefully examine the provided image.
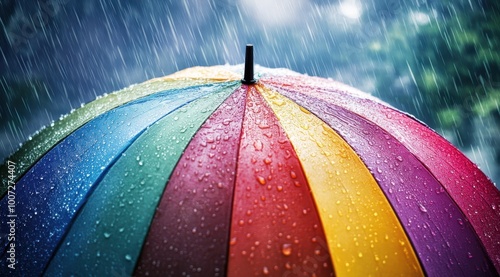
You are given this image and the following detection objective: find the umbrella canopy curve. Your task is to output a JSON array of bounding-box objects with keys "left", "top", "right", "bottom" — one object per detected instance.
[{"left": 0, "top": 46, "right": 499, "bottom": 277}]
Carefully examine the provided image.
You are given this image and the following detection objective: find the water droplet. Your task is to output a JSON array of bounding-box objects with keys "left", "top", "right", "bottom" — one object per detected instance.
[
  {"left": 257, "top": 176, "right": 266, "bottom": 185},
  {"left": 125, "top": 254, "right": 132, "bottom": 261},
  {"left": 262, "top": 266, "right": 269, "bottom": 275},
  {"left": 254, "top": 140, "right": 263, "bottom": 151},
  {"left": 282, "top": 244, "right": 292, "bottom": 256},
  {"left": 299, "top": 106, "right": 310, "bottom": 114},
  {"left": 396, "top": 156, "right": 403, "bottom": 162},
  {"left": 290, "top": 171, "right": 297, "bottom": 179},
  {"left": 104, "top": 232, "right": 111, "bottom": 238},
  {"left": 273, "top": 99, "right": 285, "bottom": 106},
  {"left": 418, "top": 203, "right": 427, "bottom": 213},
  {"left": 258, "top": 122, "right": 270, "bottom": 129},
  {"left": 264, "top": 157, "right": 272, "bottom": 165},
  {"left": 230, "top": 237, "right": 237, "bottom": 245}
]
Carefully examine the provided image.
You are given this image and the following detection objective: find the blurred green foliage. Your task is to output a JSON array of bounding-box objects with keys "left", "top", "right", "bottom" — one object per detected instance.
[{"left": 373, "top": 0, "right": 500, "bottom": 147}]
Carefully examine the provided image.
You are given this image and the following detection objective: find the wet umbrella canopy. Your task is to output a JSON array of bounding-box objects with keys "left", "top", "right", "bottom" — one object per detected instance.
[{"left": 1, "top": 45, "right": 500, "bottom": 276}]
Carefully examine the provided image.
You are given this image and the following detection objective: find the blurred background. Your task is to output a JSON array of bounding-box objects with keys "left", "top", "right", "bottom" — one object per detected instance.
[{"left": 1, "top": 0, "right": 499, "bottom": 187}]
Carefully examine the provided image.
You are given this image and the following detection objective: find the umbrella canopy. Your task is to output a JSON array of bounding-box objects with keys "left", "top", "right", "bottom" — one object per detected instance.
[{"left": 1, "top": 45, "right": 499, "bottom": 277}]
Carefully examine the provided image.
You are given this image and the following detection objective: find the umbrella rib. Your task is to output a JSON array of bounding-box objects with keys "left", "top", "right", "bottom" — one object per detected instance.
[
  {"left": 41, "top": 83, "right": 239, "bottom": 276},
  {"left": 0, "top": 79, "right": 218, "bottom": 197},
  {"left": 223, "top": 84, "right": 251, "bottom": 276},
  {"left": 40, "top": 85, "right": 225, "bottom": 274},
  {"left": 41, "top": 123, "right": 149, "bottom": 275},
  {"left": 226, "top": 85, "right": 336, "bottom": 276},
  {"left": 128, "top": 83, "right": 242, "bottom": 276},
  {"left": 283, "top": 82, "right": 499, "bottom": 221},
  {"left": 262, "top": 81, "right": 496, "bottom": 275},
  {"left": 258, "top": 86, "right": 378, "bottom": 264}
]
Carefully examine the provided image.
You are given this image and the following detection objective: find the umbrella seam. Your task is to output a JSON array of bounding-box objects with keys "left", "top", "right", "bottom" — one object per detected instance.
[
  {"left": 258, "top": 84, "right": 427, "bottom": 276},
  {"left": 0, "top": 81, "right": 239, "bottom": 198},
  {"left": 264, "top": 81, "right": 497, "bottom": 276},
  {"left": 263, "top": 83, "right": 432, "bottom": 274},
  {"left": 254, "top": 84, "right": 338, "bottom": 276},
  {"left": 130, "top": 83, "right": 241, "bottom": 276},
  {"left": 265, "top": 81, "right": 499, "bottom": 205},
  {"left": 40, "top": 122, "right": 149, "bottom": 276},
  {"left": 224, "top": 84, "right": 250, "bottom": 277},
  {"left": 41, "top": 82, "right": 238, "bottom": 276}
]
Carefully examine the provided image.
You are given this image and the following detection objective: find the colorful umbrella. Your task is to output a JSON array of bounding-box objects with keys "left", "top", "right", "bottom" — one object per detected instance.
[{"left": 1, "top": 45, "right": 499, "bottom": 276}]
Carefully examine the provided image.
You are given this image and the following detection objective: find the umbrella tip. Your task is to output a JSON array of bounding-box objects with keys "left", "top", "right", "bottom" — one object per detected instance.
[{"left": 242, "top": 44, "right": 256, "bottom": 84}]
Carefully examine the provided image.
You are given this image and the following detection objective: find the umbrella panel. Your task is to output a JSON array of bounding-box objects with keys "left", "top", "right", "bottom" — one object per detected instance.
[
  {"left": 1, "top": 84, "right": 227, "bottom": 274},
  {"left": 226, "top": 86, "right": 334, "bottom": 276},
  {"left": 260, "top": 85, "right": 424, "bottom": 276},
  {"left": 44, "top": 84, "right": 238, "bottom": 276},
  {"left": 274, "top": 85, "right": 496, "bottom": 276},
  {"left": 262, "top": 75, "right": 500, "bottom": 273},
  {"left": 0, "top": 80, "right": 218, "bottom": 197},
  {"left": 134, "top": 86, "right": 247, "bottom": 276}
]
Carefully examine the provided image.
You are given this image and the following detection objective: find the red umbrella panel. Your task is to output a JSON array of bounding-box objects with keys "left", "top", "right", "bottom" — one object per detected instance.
[{"left": 0, "top": 47, "right": 499, "bottom": 277}]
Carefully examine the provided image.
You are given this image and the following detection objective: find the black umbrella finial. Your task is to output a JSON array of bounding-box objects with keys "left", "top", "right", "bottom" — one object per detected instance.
[{"left": 242, "top": 44, "right": 256, "bottom": 84}]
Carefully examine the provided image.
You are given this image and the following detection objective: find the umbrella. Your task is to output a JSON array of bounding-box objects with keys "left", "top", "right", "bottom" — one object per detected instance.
[{"left": 1, "top": 45, "right": 499, "bottom": 276}]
